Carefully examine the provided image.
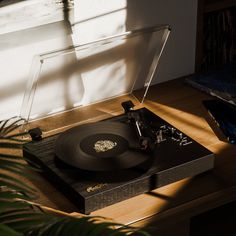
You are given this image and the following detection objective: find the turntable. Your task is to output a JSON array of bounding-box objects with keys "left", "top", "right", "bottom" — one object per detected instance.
[{"left": 21, "top": 25, "right": 214, "bottom": 214}]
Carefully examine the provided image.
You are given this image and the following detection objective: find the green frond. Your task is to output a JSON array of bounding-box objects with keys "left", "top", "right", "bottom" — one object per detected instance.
[
  {"left": 0, "top": 117, "right": 25, "bottom": 136},
  {"left": 0, "top": 154, "right": 42, "bottom": 172},
  {"left": 0, "top": 173, "right": 36, "bottom": 194},
  {"left": 1, "top": 131, "right": 29, "bottom": 139},
  {"left": 0, "top": 199, "right": 31, "bottom": 212},
  {"left": 0, "top": 223, "right": 23, "bottom": 236},
  {"left": 0, "top": 158, "right": 40, "bottom": 172},
  {"left": 0, "top": 118, "right": 15, "bottom": 134},
  {"left": 0, "top": 191, "right": 32, "bottom": 201},
  {"left": 0, "top": 153, "right": 25, "bottom": 159},
  {"left": 0, "top": 142, "right": 23, "bottom": 149}
]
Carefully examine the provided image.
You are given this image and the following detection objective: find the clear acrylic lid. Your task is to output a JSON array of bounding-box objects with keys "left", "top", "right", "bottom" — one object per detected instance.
[{"left": 20, "top": 25, "right": 170, "bottom": 136}]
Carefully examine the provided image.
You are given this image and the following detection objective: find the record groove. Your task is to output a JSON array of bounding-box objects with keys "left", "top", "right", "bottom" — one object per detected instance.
[{"left": 55, "top": 122, "right": 150, "bottom": 171}]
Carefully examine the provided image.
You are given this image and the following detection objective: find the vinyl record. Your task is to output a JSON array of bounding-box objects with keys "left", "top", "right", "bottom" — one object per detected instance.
[{"left": 55, "top": 122, "right": 150, "bottom": 171}]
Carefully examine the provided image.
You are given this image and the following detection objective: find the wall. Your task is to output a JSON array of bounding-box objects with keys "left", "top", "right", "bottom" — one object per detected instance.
[
  {"left": 125, "top": 0, "right": 198, "bottom": 83},
  {"left": 0, "top": 0, "right": 198, "bottom": 120}
]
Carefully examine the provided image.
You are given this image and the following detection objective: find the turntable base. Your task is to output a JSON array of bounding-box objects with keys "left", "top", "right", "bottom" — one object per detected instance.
[{"left": 23, "top": 108, "right": 214, "bottom": 214}]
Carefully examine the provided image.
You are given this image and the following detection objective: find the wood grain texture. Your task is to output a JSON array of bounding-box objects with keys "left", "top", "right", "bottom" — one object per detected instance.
[
  {"left": 92, "top": 78, "right": 236, "bottom": 225},
  {"left": 8, "top": 77, "right": 236, "bottom": 228}
]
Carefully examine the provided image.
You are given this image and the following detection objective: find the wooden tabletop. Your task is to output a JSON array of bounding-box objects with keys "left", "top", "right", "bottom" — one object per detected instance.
[{"left": 25, "top": 77, "right": 236, "bottom": 229}]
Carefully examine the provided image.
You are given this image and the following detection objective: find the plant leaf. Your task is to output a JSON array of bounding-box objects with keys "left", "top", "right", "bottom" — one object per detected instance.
[
  {"left": 26, "top": 218, "right": 62, "bottom": 236},
  {"left": 2, "top": 131, "right": 29, "bottom": 139},
  {"left": 0, "top": 223, "right": 23, "bottom": 236},
  {"left": 82, "top": 221, "right": 123, "bottom": 236},
  {"left": 4, "top": 214, "right": 61, "bottom": 235},
  {"left": 0, "top": 158, "right": 40, "bottom": 172},
  {"left": 0, "top": 199, "right": 31, "bottom": 212},
  {"left": 0, "top": 154, "right": 25, "bottom": 159},
  {"left": 0, "top": 180, "right": 35, "bottom": 198},
  {"left": 5, "top": 218, "right": 49, "bottom": 233},
  {"left": 0, "top": 191, "right": 31, "bottom": 201},
  {"left": 0, "top": 211, "right": 40, "bottom": 221},
  {"left": 0, "top": 209, "right": 38, "bottom": 220},
  {"left": 0, "top": 154, "right": 42, "bottom": 172},
  {"left": 0, "top": 142, "right": 23, "bottom": 149},
  {"left": 0, "top": 117, "right": 15, "bottom": 134},
  {"left": 0, "top": 164, "right": 39, "bottom": 183},
  {"left": 0, "top": 173, "right": 36, "bottom": 192},
  {"left": 51, "top": 217, "right": 92, "bottom": 236},
  {"left": 0, "top": 179, "right": 34, "bottom": 196},
  {"left": 0, "top": 118, "right": 25, "bottom": 136}
]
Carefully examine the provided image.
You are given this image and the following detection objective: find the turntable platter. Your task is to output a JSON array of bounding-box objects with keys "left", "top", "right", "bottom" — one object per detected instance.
[{"left": 55, "top": 122, "right": 150, "bottom": 171}]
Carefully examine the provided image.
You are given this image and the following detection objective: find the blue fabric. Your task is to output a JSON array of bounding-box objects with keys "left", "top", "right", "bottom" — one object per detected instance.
[{"left": 186, "top": 64, "right": 236, "bottom": 105}]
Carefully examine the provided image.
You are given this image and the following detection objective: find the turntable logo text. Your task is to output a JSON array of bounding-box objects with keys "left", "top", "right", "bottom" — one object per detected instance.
[{"left": 86, "top": 183, "right": 108, "bottom": 193}]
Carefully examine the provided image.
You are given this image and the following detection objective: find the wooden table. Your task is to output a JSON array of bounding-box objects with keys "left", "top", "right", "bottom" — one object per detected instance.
[{"left": 26, "top": 77, "right": 236, "bottom": 235}]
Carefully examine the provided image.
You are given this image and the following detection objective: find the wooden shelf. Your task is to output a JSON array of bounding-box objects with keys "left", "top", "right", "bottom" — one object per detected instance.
[{"left": 205, "top": 0, "right": 236, "bottom": 13}]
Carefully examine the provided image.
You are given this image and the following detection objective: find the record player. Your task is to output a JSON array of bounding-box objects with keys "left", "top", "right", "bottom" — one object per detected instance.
[{"left": 21, "top": 25, "right": 214, "bottom": 214}]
